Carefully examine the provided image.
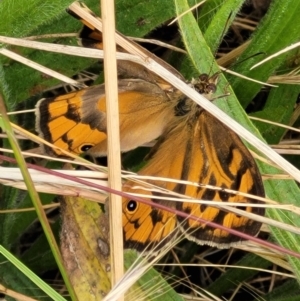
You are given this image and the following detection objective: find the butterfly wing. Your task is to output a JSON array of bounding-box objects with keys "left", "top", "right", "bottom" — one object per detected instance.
[
  {"left": 176, "top": 110, "right": 265, "bottom": 247},
  {"left": 36, "top": 3, "right": 185, "bottom": 158},
  {"left": 123, "top": 107, "right": 265, "bottom": 248},
  {"left": 122, "top": 187, "right": 178, "bottom": 251},
  {"left": 67, "top": 3, "right": 185, "bottom": 86},
  {"left": 36, "top": 79, "right": 176, "bottom": 157},
  {"left": 122, "top": 113, "right": 189, "bottom": 251}
]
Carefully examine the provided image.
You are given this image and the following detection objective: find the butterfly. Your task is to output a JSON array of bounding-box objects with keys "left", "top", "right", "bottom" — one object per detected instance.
[{"left": 35, "top": 3, "right": 265, "bottom": 251}]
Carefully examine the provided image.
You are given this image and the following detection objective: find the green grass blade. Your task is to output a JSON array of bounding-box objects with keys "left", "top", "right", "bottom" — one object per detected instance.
[{"left": 0, "top": 245, "right": 67, "bottom": 301}]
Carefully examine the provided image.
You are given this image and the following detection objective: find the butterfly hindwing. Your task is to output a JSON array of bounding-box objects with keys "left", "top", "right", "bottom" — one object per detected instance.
[
  {"left": 122, "top": 106, "right": 265, "bottom": 248},
  {"left": 122, "top": 188, "right": 178, "bottom": 251},
  {"left": 176, "top": 110, "right": 264, "bottom": 247}
]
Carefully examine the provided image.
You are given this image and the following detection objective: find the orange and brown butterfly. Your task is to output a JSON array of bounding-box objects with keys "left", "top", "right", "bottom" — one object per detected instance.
[{"left": 35, "top": 3, "right": 265, "bottom": 251}]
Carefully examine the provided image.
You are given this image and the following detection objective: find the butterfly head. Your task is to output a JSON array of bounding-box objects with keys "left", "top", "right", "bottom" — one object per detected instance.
[{"left": 192, "top": 72, "right": 219, "bottom": 96}]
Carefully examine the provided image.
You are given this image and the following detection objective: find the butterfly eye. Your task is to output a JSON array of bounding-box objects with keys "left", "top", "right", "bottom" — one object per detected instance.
[
  {"left": 198, "top": 73, "right": 209, "bottom": 82},
  {"left": 126, "top": 200, "right": 138, "bottom": 213},
  {"left": 80, "top": 144, "right": 94, "bottom": 152},
  {"left": 206, "top": 83, "right": 217, "bottom": 94}
]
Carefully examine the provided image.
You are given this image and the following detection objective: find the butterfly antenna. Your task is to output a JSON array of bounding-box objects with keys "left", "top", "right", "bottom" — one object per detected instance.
[
  {"left": 199, "top": 12, "right": 233, "bottom": 101},
  {"left": 229, "top": 52, "right": 266, "bottom": 69},
  {"left": 220, "top": 51, "right": 266, "bottom": 91},
  {"left": 208, "top": 12, "right": 233, "bottom": 75}
]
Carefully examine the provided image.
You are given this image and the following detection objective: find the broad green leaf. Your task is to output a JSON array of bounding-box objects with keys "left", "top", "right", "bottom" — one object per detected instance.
[
  {"left": 251, "top": 84, "right": 298, "bottom": 144},
  {"left": 202, "top": 0, "right": 245, "bottom": 53},
  {"left": 60, "top": 196, "right": 111, "bottom": 300}
]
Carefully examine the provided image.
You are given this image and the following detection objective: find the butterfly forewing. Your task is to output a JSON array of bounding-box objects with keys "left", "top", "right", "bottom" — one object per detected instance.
[
  {"left": 177, "top": 111, "right": 264, "bottom": 246},
  {"left": 36, "top": 79, "right": 178, "bottom": 157},
  {"left": 67, "top": 4, "right": 185, "bottom": 86}
]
